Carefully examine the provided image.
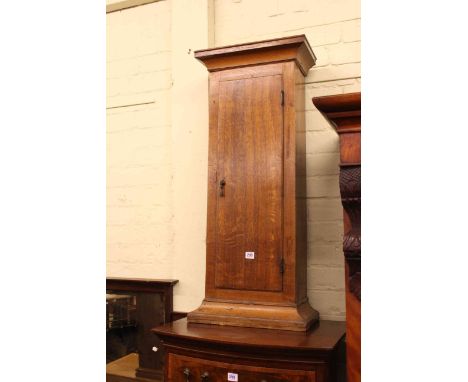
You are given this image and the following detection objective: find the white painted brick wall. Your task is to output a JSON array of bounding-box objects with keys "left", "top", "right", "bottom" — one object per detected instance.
[
  {"left": 342, "top": 19, "right": 361, "bottom": 42},
  {"left": 106, "top": 0, "right": 174, "bottom": 279},
  {"left": 327, "top": 41, "right": 361, "bottom": 65}
]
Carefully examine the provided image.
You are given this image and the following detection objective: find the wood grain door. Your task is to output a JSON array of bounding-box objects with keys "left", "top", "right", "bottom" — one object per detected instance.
[{"left": 214, "top": 71, "right": 284, "bottom": 292}]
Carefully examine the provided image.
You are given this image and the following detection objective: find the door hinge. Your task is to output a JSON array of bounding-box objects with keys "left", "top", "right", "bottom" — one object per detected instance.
[
  {"left": 280, "top": 90, "right": 284, "bottom": 106},
  {"left": 280, "top": 258, "right": 285, "bottom": 274}
]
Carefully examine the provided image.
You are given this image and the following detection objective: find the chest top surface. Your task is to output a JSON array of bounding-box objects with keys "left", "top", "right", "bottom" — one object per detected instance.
[{"left": 154, "top": 318, "right": 345, "bottom": 351}]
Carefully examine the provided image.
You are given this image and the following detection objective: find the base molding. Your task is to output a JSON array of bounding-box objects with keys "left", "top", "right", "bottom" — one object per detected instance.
[
  {"left": 135, "top": 367, "right": 162, "bottom": 380},
  {"left": 187, "top": 299, "right": 319, "bottom": 331}
]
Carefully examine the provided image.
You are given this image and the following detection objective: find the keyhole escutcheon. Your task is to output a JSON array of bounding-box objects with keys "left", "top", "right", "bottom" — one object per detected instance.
[{"left": 219, "top": 178, "right": 226, "bottom": 197}]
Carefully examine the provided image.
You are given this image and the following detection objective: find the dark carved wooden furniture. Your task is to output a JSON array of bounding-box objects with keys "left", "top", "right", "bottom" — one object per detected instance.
[
  {"left": 187, "top": 34, "right": 319, "bottom": 332},
  {"left": 106, "top": 277, "right": 178, "bottom": 381},
  {"left": 154, "top": 318, "right": 345, "bottom": 382},
  {"left": 312, "top": 93, "right": 361, "bottom": 382}
]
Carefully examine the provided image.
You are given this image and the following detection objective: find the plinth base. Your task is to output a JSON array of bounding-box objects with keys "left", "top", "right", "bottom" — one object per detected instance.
[{"left": 187, "top": 299, "right": 319, "bottom": 331}]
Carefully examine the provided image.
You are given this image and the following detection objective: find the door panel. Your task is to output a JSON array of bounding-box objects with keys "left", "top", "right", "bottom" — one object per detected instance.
[{"left": 215, "top": 73, "right": 283, "bottom": 292}]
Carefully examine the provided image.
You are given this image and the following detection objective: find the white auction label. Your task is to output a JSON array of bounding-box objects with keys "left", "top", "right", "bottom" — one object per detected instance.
[
  {"left": 227, "top": 372, "right": 238, "bottom": 381},
  {"left": 245, "top": 251, "right": 255, "bottom": 259}
]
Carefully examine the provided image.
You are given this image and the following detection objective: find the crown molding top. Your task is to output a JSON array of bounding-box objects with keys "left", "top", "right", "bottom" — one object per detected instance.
[
  {"left": 194, "top": 34, "right": 316, "bottom": 76},
  {"left": 313, "top": 92, "right": 361, "bottom": 134}
]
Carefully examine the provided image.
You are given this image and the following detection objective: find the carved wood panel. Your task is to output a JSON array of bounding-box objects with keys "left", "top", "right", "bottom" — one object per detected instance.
[{"left": 340, "top": 164, "right": 361, "bottom": 301}]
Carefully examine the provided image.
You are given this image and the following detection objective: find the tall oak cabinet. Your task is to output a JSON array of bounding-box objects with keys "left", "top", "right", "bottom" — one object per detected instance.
[{"left": 188, "top": 35, "right": 319, "bottom": 332}]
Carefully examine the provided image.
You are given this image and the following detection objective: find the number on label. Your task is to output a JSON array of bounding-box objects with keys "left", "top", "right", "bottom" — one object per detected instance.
[{"left": 245, "top": 251, "right": 255, "bottom": 259}]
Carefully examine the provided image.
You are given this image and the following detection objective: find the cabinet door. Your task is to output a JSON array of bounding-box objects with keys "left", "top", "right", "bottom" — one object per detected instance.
[{"left": 214, "top": 71, "right": 284, "bottom": 292}]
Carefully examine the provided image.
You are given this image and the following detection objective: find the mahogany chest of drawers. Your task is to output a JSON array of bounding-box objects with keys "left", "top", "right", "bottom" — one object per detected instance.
[{"left": 153, "top": 318, "right": 345, "bottom": 382}]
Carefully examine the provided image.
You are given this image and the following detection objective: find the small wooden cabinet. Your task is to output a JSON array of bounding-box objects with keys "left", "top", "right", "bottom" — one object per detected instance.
[
  {"left": 106, "top": 277, "right": 179, "bottom": 381},
  {"left": 154, "top": 318, "right": 345, "bottom": 382},
  {"left": 188, "top": 35, "right": 319, "bottom": 332}
]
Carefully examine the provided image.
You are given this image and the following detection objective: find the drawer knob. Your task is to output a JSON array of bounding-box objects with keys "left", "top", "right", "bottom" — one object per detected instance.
[
  {"left": 201, "top": 371, "right": 209, "bottom": 381},
  {"left": 183, "top": 367, "right": 191, "bottom": 381}
]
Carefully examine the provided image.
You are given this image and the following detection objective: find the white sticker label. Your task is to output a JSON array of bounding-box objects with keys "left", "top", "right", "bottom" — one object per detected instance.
[
  {"left": 245, "top": 251, "right": 255, "bottom": 259},
  {"left": 227, "top": 372, "right": 238, "bottom": 381}
]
